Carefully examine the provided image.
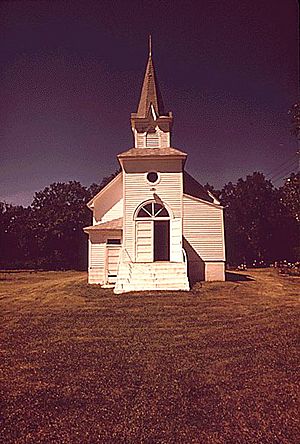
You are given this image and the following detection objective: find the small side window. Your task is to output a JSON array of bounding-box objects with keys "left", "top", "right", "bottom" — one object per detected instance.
[{"left": 106, "top": 239, "right": 121, "bottom": 245}]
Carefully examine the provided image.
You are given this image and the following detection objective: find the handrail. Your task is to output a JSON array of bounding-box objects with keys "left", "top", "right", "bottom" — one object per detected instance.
[
  {"left": 123, "top": 247, "right": 133, "bottom": 263},
  {"left": 123, "top": 247, "right": 155, "bottom": 275},
  {"left": 115, "top": 247, "right": 132, "bottom": 288},
  {"left": 182, "top": 248, "right": 188, "bottom": 275}
]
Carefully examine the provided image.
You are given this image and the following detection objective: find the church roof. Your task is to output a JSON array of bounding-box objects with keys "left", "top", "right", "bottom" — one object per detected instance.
[
  {"left": 183, "top": 172, "right": 215, "bottom": 204},
  {"left": 87, "top": 172, "right": 122, "bottom": 208},
  {"left": 83, "top": 217, "right": 123, "bottom": 232},
  {"left": 118, "top": 147, "right": 187, "bottom": 159},
  {"left": 135, "top": 49, "right": 166, "bottom": 118}
]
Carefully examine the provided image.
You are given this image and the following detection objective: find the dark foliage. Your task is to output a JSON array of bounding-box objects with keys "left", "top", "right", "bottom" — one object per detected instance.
[
  {"left": 0, "top": 171, "right": 119, "bottom": 270},
  {"left": 87, "top": 168, "right": 121, "bottom": 197},
  {"left": 220, "top": 172, "right": 300, "bottom": 266},
  {"left": 288, "top": 102, "right": 300, "bottom": 139}
]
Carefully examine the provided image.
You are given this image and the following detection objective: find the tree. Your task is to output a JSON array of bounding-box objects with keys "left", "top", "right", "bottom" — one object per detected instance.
[
  {"left": 279, "top": 172, "right": 300, "bottom": 222},
  {"left": 203, "top": 183, "right": 221, "bottom": 200},
  {"left": 279, "top": 172, "right": 300, "bottom": 260},
  {"left": 0, "top": 168, "right": 125, "bottom": 270},
  {"left": 0, "top": 202, "right": 35, "bottom": 268},
  {"left": 220, "top": 172, "right": 297, "bottom": 265},
  {"left": 31, "top": 181, "right": 91, "bottom": 269},
  {"left": 289, "top": 102, "right": 300, "bottom": 140},
  {"left": 88, "top": 168, "right": 121, "bottom": 198}
]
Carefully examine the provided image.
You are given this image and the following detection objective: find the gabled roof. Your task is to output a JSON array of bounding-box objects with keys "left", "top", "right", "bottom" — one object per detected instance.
[
  {"left": 83, "top": 217, "right": 123, "bottom": 232},
  {"left": 87, "top": 172, "right": 122, "bottom": 208},
  {"left": 183, "top": 171, "right": 215, "bottom": 204},
  {"left": 136, "top": 51, "right": 166, "bottom": 118},
  {"left": 118, "top": 147, "right": 187, "bottom": 159}
]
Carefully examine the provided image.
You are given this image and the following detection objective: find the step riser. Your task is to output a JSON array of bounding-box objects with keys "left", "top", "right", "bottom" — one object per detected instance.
[
  {"left": 115, "top": 285, "right": 190, "bottom": 293},
  {"left": 128, "top": 279, "right": 188, "bottom": 285},
  {"left": 115, "top": 280, "right": 190, "bottom": 292}
]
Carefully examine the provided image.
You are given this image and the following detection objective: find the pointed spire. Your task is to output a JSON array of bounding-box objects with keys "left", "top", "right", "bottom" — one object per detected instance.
[{"left": 136, "top": 36, "right": 165, "bottom": 118}]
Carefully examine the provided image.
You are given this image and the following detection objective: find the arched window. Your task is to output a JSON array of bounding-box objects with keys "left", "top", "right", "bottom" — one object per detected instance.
[{"left": 136, "top": 202, "right": 169, "bottom": 219}]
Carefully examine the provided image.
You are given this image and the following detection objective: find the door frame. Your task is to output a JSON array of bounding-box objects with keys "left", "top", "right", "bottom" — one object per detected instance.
[{"left": 134, "top": 200, "right": 172, "bottom": 263}]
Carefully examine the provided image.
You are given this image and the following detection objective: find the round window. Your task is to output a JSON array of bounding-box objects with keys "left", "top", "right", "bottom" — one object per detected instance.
[{"left": 147, "top": 172, "right": 159, "bottom": 184}]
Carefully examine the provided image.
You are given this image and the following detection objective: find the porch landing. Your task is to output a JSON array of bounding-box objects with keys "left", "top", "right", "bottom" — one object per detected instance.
[{"left": 114, "top": 261, "right": 190, "bottom": 294}]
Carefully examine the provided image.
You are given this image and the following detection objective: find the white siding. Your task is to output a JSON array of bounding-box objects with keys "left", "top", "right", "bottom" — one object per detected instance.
[
  {"left": 160, "top": 131, "right": 169, "bottom": 148},
  {"left": 170, "top": 218, "right": 182, "bottom": 262},
  {"left": 123, "top": 158, "right": 183, "bottom": 260},
  {"left": 136, "top": 220, "right": 153, "bottom": 262},
  {"left": 136, "top": 133, "right": 145, "bottom": 148},
  {"left": 93, "top": 174, "right": 123, "bottom": 223},
  {"left": 205, "top": 262, "right": 225, "bottom": 281},
  {"left": 102, "top": 198, "right": 123, "bottom": 223},
  {"left": 90, "top": 242, "right": 105, "bottom": 268},
  {"left": 132, "top": 125, "right": 170, "bottom": 149},
  {"left": 183, "top": 195, "right": 225, "bottom": 261}
]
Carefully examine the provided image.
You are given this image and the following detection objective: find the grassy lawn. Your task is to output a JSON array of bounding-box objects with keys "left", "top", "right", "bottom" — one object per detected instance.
[{"left": 0, "top": 269, "right": 299, "bottom": 443}]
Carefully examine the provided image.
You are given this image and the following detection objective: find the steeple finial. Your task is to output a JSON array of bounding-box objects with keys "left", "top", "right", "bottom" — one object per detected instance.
[{"left": 149, "top": 35, "right": 152, "bottom": 57}]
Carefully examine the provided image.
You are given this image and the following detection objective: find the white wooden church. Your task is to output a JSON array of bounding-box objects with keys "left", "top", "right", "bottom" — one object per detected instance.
[{"left": 84, "top": 44, "right": 226, "bottom": 293}]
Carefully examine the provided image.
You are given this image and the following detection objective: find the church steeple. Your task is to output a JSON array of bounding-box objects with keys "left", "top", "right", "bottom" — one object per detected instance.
[
  {"left": 136, "top": 36, "right": 166, "bottom": 118},
  {"left": 131, "top": 37, "right": 173, "bottom": 149}
]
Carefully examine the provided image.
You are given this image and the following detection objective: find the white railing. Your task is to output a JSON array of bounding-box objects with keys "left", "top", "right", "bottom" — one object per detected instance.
[
  {"left": 114, "top": 248, "right": 132, "bottom": 291},
  {"left": 122, "top": 248, "right": 133, "bottom": 281},
  {"left": 123, "top": 247, "right": 156, "bottom": 276},
  {"left": 182, "top": 248, "right": 188, "bottom": 274},
  {"left": 123, "top": 247, "right": 133, "bottom": 263}
]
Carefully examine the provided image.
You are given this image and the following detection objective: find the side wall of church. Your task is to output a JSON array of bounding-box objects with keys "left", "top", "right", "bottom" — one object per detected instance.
[
  {"left": 101, "top": 198, "right": 123, "bottom": 223},
  {"left": 93, "top": 174, "right": 123, "bottom": 223},
  {"left": 183, "top": 194, "right": 225, "bottom": 282}
]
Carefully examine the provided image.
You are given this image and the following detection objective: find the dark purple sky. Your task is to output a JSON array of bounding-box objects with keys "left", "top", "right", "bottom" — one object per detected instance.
[{"left": 1, "top": 0, "right": 299, "bottom": 206}]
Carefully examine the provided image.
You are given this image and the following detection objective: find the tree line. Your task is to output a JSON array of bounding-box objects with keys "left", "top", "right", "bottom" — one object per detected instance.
[{"left": 0, "top": 171, "right": 299, "bottom": 270}]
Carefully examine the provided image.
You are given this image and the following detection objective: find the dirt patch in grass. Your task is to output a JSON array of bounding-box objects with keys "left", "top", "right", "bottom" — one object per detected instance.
[{"left": 0, "top": 269, "right": 299, "bottom": 443}]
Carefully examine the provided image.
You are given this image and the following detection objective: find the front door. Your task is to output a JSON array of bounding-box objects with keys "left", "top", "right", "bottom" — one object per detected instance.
[{"left": 154, "top": 220, "right": 170, "bottom": 261}]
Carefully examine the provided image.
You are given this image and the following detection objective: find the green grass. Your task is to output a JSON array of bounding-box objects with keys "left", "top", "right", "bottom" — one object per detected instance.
[{"left": 0, "top": 269, "right": 299, "bottom": 443}]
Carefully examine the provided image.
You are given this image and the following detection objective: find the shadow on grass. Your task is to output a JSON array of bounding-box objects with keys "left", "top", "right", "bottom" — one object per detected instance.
[{"left": 226, "top": 271, "right": 255, "bottom": 282}]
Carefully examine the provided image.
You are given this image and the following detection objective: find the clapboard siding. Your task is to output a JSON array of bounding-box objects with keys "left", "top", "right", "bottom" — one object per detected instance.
[
  {"left": 136, "top": 133, "right": 145, "bottom": 148},
  {"left": 93, "top": 173, "right": 123, "bottom": 222},
  {"left": 102, "top": 198, "right": 123, "bottom": 223},
  {"left": 123, "top": 159, "right": 183, "bottom": 259},
  {"left": 160, "top": 131, "right": 169, "bottom": 148},
  {"left": 134, "top": 128, "right": 169, "bottom": 149},
  {"left": 183, "top": 195, "right": 225, "bottom": 261},
  {"left": 90, "top": 241, "right": 105, "bottom": 268}
]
